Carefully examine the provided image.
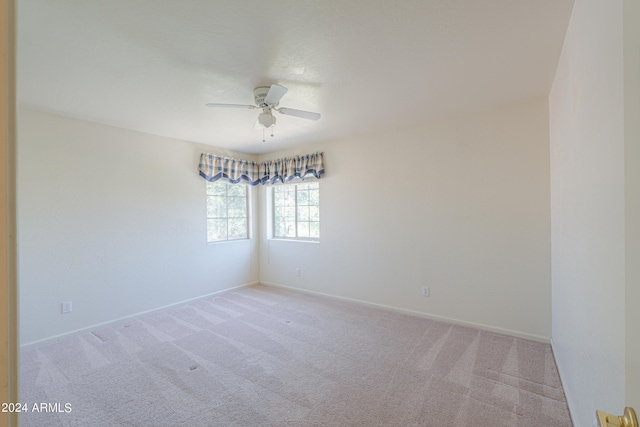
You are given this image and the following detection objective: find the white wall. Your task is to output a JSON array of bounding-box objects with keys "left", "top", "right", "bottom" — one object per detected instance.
[
  {"left": 549, "top": 0, "right": 633, "bottom": 424},
  {"left": 624, "top": 0, "right": 640, "bottom": 409},
  {"left": 259, "top": 98, "right": 552, "bottom": 340},
  {"left": 1, "top": 0, "right": 19, "bottom": 417},
  {"left": 18, "top": 108, "right": 259, "bottom": 346}
]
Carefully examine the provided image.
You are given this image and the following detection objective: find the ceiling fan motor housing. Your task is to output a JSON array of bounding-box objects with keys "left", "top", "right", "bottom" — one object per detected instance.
[{"left": 253, "top": 86, "right": 272, "bottom": 107}]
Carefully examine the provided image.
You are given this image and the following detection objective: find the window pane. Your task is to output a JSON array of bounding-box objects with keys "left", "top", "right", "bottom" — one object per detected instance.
[
  {"left": 297, "top": 221, "right": 310, "bottom": 238},
  {"left": 273, "top": 189, "right": 287, "bottom": 207},
  {"left": 309, "top": 206, "right": 319, "bottom": 221},
  {"left": 297, "top": 206, "right": 309, "bottom": 222},
  {"left": 310, "top": 222, "right": 320, "bottom": 238},
  {"left": 228, "top": 218, "right": 247, "bottom": 239},
  {"left": 207, "top": 195, "right": 227, "bottom": 218},
  {"left": 206, "top": 197, "right": 216, "bottom": 217},
  {"left": 207, "top": 218, "right": 227, "bottom": 242},
  {"left": 282, "top": 220, "right": 296, "bottom": 237},
  {"left": 227, "top": 197, "right": 247, "bottom": 218},
  {"left": 227, "top": 184, "right": 246, "bottom": 197},
  {"left": 297, "top": 190, "right": 309, "bottom": 205},
  {"left": 206, "top": 181, "right": 226, "bottom": 196},
  {"left": 274, "top": 206, "right": 285, "bottom": 220},
  {"left": 308, "top": 189, "right": 319, "bottom": 205},
  {"left": 284, "top": 190, "right": 296, "bottom": 206},
  {"left": 276, "top": 206, "right": 295, "bottom": 221},
  {"left": 274, "top": 219, "right": 286, "bottom": 237}
]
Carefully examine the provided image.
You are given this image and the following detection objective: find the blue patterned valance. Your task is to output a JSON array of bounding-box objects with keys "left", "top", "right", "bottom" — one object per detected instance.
[{"left": 198, "top": 152, "right": 324, "bottom": 185}]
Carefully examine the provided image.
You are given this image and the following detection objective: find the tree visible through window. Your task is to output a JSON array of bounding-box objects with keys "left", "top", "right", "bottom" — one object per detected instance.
[
  {"left": 273, "top": 181, "right": 319, "bottom": 240},
  {"left": 206, "top": 181, "right": 249, "bottom": 242}
]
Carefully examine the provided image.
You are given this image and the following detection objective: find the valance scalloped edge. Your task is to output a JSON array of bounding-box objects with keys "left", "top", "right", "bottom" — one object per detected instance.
[{"left": 198, "top": 152, "right": 324, "bottom": 186}]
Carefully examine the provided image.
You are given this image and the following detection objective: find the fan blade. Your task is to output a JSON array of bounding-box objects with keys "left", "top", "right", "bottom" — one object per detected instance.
[
  {"left": 264, "top": 84, "right": 288, "bottom": 105},
  {"left": 205, "top": 103, "right": 258, "bottom": 109},
  {"left": 277, "top": 108, "right": 321, "bottom": 121}
]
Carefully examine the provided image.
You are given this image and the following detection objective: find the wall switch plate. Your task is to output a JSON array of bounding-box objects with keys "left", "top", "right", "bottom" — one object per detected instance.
[
  {"left": 422, "top": 286, "right": 430, "bottom": 297},
  {"left": 62, "top": 301, "right": 72, "bottom": 314},
  {"left": 295, "top": 268, "right": 300, "bottom": 276}
]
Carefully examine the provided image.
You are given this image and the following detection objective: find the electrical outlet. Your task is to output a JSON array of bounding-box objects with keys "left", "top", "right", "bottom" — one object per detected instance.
[
  {"left": 295, "top": 268, "right": 300, "bottom": 276},
  {"left": 62, "top": 301, "right": 73, "bottom": 314},
  {"left": 422, "top": 286, "right": 430, "bottom": 297}
]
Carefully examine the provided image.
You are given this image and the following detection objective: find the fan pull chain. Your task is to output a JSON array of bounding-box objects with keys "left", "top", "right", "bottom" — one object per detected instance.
[{"left": 262, "top": 128, "right": 265, "bottom": 143}]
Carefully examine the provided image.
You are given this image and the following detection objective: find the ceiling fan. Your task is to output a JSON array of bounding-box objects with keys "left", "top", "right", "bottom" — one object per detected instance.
[{"left": 206, "top": 84, "right": 321, "bottom": 137}]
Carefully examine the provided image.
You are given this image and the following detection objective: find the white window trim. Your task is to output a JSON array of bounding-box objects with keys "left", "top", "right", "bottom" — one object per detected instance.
[
  {"left": 269, "top": 178, "right": 319, "bottom": 242},
  {"left": 206, "top": 181, "right": 251, "bottom": 243}
]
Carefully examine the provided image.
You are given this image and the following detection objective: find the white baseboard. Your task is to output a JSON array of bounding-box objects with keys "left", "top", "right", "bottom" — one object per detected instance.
[
  {"left": 260, "top": 281, "right": 551, "bottom": 344},
  {"left": 550, "top": 338, "right": 579, "bottom": 426},
  {"left": 20, "top": 281, "right": 259, "bottom": 350}
]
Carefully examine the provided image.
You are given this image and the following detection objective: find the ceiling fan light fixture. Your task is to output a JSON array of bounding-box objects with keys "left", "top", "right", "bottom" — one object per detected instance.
[{"left": 257, "top": 111, "right": 276, "bottom": 128}]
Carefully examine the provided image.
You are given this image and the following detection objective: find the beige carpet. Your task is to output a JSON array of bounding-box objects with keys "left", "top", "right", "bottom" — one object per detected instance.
[{"left": 20, "top": 285, "right": 572, "bottom": 426}]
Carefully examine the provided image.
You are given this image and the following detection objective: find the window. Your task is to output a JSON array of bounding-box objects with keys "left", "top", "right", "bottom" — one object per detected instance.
[
  {"left": 206, "top": 181, "right": 249, "bottom": 242},
  {"left": 273, "top": 181, "right": 319, "bottom": 240}
]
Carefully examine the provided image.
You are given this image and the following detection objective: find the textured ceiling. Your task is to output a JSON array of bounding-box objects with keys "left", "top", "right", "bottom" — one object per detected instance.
[{"left": 17, "top": 0, "right": 574, "bottom": 154}]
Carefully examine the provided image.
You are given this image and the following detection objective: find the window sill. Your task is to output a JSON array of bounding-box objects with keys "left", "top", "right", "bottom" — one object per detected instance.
[
  {"left": 207, "top": 238, "right": 251, "bottom": 244},
  {"left": 268, "top": 238, "right": 319, "bottom": 244}
]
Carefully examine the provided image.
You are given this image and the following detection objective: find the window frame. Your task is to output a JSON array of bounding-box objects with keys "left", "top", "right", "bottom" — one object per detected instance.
[
  {"left": 205, "top": 180, "right": 251, "bottom": 243},
  {"left": 270, "top": 179, "right": 320, "bottom": 242}
]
